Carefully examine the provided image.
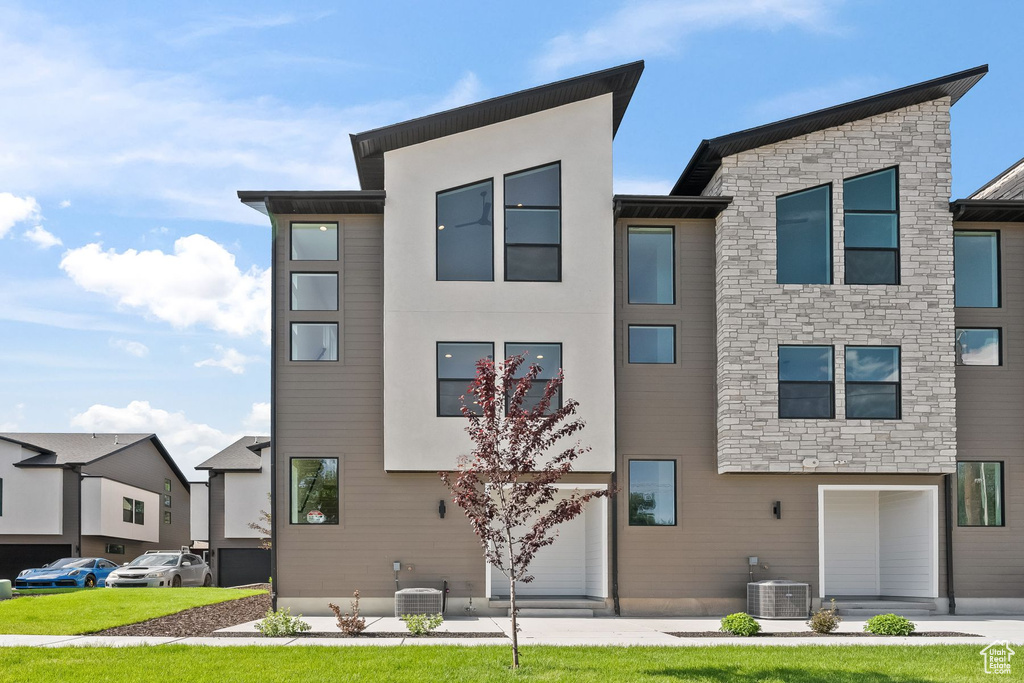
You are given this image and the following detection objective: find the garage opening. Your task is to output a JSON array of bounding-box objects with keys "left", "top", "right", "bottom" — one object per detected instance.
[
  {"left": 819, "top": 485, "right": 938, "bottom": 599},
  {"left": 0, "top": 544, "right": 73, "bottom": 581},
  {"left": 217, "top": 548, "right": 271, "bottom": 587}
]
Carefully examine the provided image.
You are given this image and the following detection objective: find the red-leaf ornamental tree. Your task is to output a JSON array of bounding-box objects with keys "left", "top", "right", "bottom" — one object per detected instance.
[{"left": 440, "top": 353, "right": 610, "bottom": 669}]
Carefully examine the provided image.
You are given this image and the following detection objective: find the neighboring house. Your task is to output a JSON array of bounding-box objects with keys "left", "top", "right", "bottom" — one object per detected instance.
[
  {"left": 195, "top": 436, "right": 271, "bottom": 586},
  {"left": 0, "top": 433, "right": 191, "bottom": 580},
  {"left": 238, "top": 61, "right": 1024, "bottom": 616}
]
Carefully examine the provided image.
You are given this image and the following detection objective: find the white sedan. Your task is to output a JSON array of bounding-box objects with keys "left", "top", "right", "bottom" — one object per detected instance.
[{"left": 106, "top": 549, "right": 212, "bottom": 588}]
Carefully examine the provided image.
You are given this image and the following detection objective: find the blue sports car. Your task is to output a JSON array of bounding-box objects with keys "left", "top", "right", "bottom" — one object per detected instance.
[{"left": 15, "top": 557, "right": 119, "bottom": 589}]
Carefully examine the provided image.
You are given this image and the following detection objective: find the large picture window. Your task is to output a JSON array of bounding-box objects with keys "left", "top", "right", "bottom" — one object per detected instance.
[
  {"left": 778, "top": 346, "right": 834, "bottom": 419},
  {"left": 628, "top": 325, "right": 675, "bottom": 364},
  {"left": 437, "top": 342, "right": 494, "bottom": 417},
  {"left": 291, "top": 273, "right": 339, "bottom": 311},
  {"left": 957, "top": 462, "right": 1004, "bottom": 527},
  {"left": 844, "top": 167, "right": 899, "bottom": 284},
  {"left": 954, "top": 231, "right": 1000, "bottom": 307},
  {"left": 628, "top": 226, "right": 675, "bottom": 304},
  {"left": 628, "top": 460, "right": 676, "bottom": 526},
  {"left": 505, "top": 343, "right": 562, "bottom": 413},
  {"left": 291, "top": 222, "right": 338, "bottom": 261},
  {"left": 956, "top": 328, "right": 1001, "bottom": 366},
  {"left": 845, "top": 346, "right": 901, "bottom": 419},
  {"left": 291, "top": 323, "right": 338, "bottom": 362},
  {"left": 505, "top": 163, "right": 560, "bottom": 281},
  {"left": 437, "top": 180, "right": 493, "bottom": 281},
  {"left": 777, "top": 184, "right": 832, "bottom": 284},
  {"left": 290, "top": 458, "right": 339, "bottom": 525}
]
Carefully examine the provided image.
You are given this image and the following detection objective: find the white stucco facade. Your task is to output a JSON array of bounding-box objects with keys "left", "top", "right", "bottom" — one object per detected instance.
[
  {"left": 0, "top": 441, "right": 63, "bottom": 535},
  {"left": 382, "top": 95, "right": 616, "bottom": 472},
  {"left": 223, "top": 447, "right": 271, "bottom": 538},
  {"left": 190, "top": 482, "right": 209, "bottom": 543},
  {"left": 80, "top": 476, "right": 160, "bottom": 543}
]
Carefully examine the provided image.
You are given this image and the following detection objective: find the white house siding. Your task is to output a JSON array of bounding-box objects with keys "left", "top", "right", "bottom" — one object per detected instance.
[
  {"left": 0, "top": 441, "right": 63, "bottom": 536},
  {"left": 80, "top": 477, "right": 159, "bottom": 543},
  {"left": 222, "top": 452, "right": 271, "bottom": 538}
]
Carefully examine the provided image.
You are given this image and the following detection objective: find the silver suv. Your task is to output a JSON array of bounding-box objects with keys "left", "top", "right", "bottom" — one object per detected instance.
[{"left": 106, "top": 548, "right": 212, "bottom": 588}]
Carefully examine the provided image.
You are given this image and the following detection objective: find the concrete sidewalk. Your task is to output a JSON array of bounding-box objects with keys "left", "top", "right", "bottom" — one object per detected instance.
[{"left": 0, "top": 615, "right": 1021, "bottom": 647}]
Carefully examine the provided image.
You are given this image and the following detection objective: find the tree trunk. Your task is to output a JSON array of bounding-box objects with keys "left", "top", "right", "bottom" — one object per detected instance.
[{"left": 509, "top": 542, "right": 519, "bottom": 668}]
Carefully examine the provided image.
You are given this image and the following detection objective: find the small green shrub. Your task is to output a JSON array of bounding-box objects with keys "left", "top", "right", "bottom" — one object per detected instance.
[
  {"left": 400, "top": 612, "right": 444, "bottom": 636},
  {"left": 720, "top": 612, "right": 761, "bottom": 637},
  {"left": 863, "top": 613, "right": 916, "bottom": 636},
  {"left": 807, "top": 599, "right": 842, "bottom": 634},
  {"left": 254, "top": 607, "right": 311, "bottom": 637}
]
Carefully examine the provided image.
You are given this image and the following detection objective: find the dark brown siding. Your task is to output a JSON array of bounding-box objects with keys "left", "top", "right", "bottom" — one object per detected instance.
[
  {"left": 953, "top": 221, "right": 1024, "bottom": 598},
  {"left": 614, "top": 218, "right": 945, "bottom": 613}
]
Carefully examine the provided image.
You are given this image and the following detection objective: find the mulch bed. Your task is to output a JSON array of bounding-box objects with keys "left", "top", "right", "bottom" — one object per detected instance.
[
  {"left": 92, "top": 585, "right": 272, "bottom": 637},
  {"left": 668, "top": 631, "right": 982, "bottom": 638},
  {"left": 215, "top": 631, "right": 507, "bottom": 639}
]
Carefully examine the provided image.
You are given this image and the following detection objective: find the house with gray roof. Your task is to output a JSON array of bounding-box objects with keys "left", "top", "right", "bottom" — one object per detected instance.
[{"left": 0, "top": 432, "right": 191, "bottom": 580}]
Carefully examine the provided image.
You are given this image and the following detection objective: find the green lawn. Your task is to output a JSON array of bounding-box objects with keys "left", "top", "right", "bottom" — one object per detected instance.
[
  {"left": 0, "top": 587, "right": 264, "bottom": 635},
  {"left": 0, "top": 645, "right": 997, "bottom": 682}
]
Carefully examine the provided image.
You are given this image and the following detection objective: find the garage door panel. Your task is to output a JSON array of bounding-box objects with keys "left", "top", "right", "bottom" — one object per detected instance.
[
  {"left": 218, "top": 548, "right": 271, "bottom": 587},
  {"left": 0, "top": 544, "right": 73, "bottom": 581}
]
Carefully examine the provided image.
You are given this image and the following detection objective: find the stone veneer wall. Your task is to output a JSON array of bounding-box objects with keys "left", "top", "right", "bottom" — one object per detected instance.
[{"left": 709, "top": 98, "right": 957, "bottom": 474}]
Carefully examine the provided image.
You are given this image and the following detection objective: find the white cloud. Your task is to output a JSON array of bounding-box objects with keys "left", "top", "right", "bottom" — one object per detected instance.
[
  {"left": 58, "top": 199, "right": 71, "bottom": 208},
  {"left": 534, "top": 0, "right": 839, "bottom": 75},
  {"left": 23, "top": 224, "right": 62, "bottom": 249},
  {"left": 748, "top": 76, "right": 884, "bottom": 123},
  {"left": 614, "top": 176, "right": 673, "bottom": 195},
  {"left": 70, "top": 400, "right": 236, "bottom": 475},
  {"left": 243, "top": 402, "right": 271, "bottom": 433},
  {"left": 0, "top": 402, "right": 25, "bottom": 431},
  {"left": 194, "top": 345, "right": 262, "bottom": 374},
  {"left": 0, "top": 192, "right": 40, "bottom": 238},
  {"left": 110, "top": 338, "right": 149, "bottom": 357},
  {"left": 432, "top": 72, "right": 483, "bottom": 111},
  {"left": 170, "top": 12, "right": 312, "bottom": 44},
  {"left": 59, "top": 234, "right": 271, "bottom": 342}
]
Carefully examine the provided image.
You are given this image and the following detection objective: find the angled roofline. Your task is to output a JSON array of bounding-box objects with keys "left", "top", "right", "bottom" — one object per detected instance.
[
  {"left": 613, "top": 194, "right": 733, "bottom": 220},
  {"left": 247, "top": 439, "right": 271, "bottom": 453},
  {"left": 951, "top": 199, "right": 1024, "bottom": 223},
  {"left": 350, "top": 61, "right": 645, "bottom": 190},
  {"left": 671, "top": 65, "right": 988, "bottom": 196},
  {"left": 0, "top": 434, "right": 54, "bottom": 456},
  {"left": 237, "top": 190, "right": 386, "bottom": 216},
  {"left": 72, "top": 434, "right": 191, "bottom": 492},
  {"left": 969, "top": 155, "right": 1024, "bottom": 199}
]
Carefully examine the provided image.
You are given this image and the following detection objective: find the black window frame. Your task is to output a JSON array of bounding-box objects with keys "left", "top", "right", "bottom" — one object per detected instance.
[
  {"left": 122, "top": 497, "right": 134, "bottom": 524},
  {"left": 289, "top": 271, "right": 340, "bottom": 312},
  {"left": 954, "top": 230, "right": 1002, "bottom": 308},
  {"left": 503, "top": 341, "right": 564, "bottom": 413},
  {"left": 289, "top": 322, "right": 340, "bottom": 362},
  {"left": 627, "top": 324, "right": 677, "bottom": 364},
  {"left": 627, "top": 459, "right": 677, "bottom": 527},
  {"left": 956, "top": 460, "right": 1005, "bottom": 528},
  {"left": 845, "top": 345, "right": 902, "bottom": 420},
  {"left": 776, "top": 182, "right": 833, "bottom": 285},
  {"left": 503, "top": 161, "right": 562, "bottom": 283},
  {"left": 163, "top": 494, "right": 172, "bottom": 508},
  {"left": 955, "top": 327, "right": 1003, "bottom": 366},
  {"left": 164, "top": 479, "right": 171, "bottom": 493},
  {"left": 289, "top": 456, "right": 340, "bottom": 526},
  {"left": 134, "top": 499, "right": 145, "bottom": 526},
  {"left": 105, "top": 544, "right": 125, "bottom": 555},
  {"left": 843, "top": 166, "right": 900, "bottom": 285},
  {"left": 627, "top": 225, "right": 676, "bottom": 305},
  {"left": 436, "top": 341, "right": 494, "bottom": 417},
  {"left": 164, "top": 510, "right": 172, "bottom": 525},
  {"left": 436, "top": 178, "right": 495, "bottom": 282},
  {"left": 289, "top": 221, "right": 339, "bottom": 262},
  {"left": 778, "top": 345, "right": 836, "bottom": 419}
]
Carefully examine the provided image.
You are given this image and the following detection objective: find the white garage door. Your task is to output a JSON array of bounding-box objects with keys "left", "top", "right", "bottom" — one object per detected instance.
[{"left": 491, "top": 512, "right": 586, "bottom": 596}]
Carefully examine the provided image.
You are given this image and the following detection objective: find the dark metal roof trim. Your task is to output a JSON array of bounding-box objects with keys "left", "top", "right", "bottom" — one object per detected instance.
[
  {"left": 351, "top": 61, "right": 645, "bottom": 190},
  {"left": 237, "top": 190, "right": 386, "bottom": 216},
  {"left": 671, "top": 65, "right": 989, "bottom": 196},
  {"left": 613, "top": 194, "right": 733, "bottom": 220},
  {"left": 951, "top": 199, "right": 1024, "bottom": 223},
  {"left": 247, "top": 439, "right": 271, "bottom": 453}
]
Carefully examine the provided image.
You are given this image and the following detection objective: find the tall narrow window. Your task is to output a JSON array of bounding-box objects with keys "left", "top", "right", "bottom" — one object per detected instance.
[
  {"left": 846, "top": 346, "right": 900, "bottom": 419},
  {"left": 164, "top": 511, "right": 172, "bottom": 525},
  {"left": 957, "top": 462, "right": 1004, "bottom": 527},
  {"left": 778, "top": 346, "right": 834, "bottom": 418},
  {"left": 628, "top": 460, "right": 676, "bottom": 526},
  {"left": 777, "top": 184, "right": 832, "bottom": 284},
  {"left": 628, "top": 226, "right": 675, "bottom": 304},
  {"left": 122, "top": 497, "right": 133, "bottom": 523},
  {"left": 291, "top": 273, "right": 339, "bottom": 311},
  {"left": 956, "top": 328, "right": 1001, "bottom": 366},
  {"left": 290, "top": 458, "right": 340, "bottom": 525},
  {"left": 437, "top": 180, "right": 493, "bottom": 281},
  {"left": 505, "top": 343, "right": 562, "bottom": 412},
  {"left": 954, "top": 231, "right": 1000, "bottom": 307},
  {"left": 505, "top": 163, "right": 560, "bottom": 281},
  {"left": 164, "top": 479, "right": 171, "bottom": 492},
  {"left": 133, "top": 500, "right": 145, "bottom": 525},
  {"left": 437, "top": 342, "right": 494, "bottom": 416},
  {"left": 164, "top": 494, "right": 172, "bottom": 508},
  {"left": 628, "top": 325, "right": 675, "bottom": 364},
  {"left": 844, "top": 167, "right": 899, "bottom": 284},
  {"left": 291, "top": 323, "right": 338, "bottom": 361},
  {"left": 291, "top": 222, "right": 338, "bottom": 260}
]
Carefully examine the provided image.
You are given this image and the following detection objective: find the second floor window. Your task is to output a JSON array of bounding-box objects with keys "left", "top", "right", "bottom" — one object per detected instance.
[
  {"left": 628, "top": 325, "right": 675, "bottom": 364},
  {"left": 844, "top": 167, "right": 899, "bottom": 284},
  {"left": 777, "top": 184, "right": 832, "bottom": 284},
  {"left": 954, "top": 231, "right": 1000, "bottom": 307},
  {"left": 437, "top": 342, "right": 493, "bottom": 416},
  {"left": 291, "top": 222, "right": 338, "bottom": 261},
  {"left": 505, "top": 163, "right": 560, "bottom": 281},
  {"left": 628, "top": 226, "right": 675, "bottom": 304},
  {"left": 505, "top": 343, "right": 562, "bottom": 412},
  {"left": 437, "top": 180, "right": 494, "bottom": 281},
  {"left": 846, "top": 346, "right": 901, "bottom": 419},
  {"left": 291, "top": 273, "right": 339, "bottom": 311},
  {"left": 956, "top": 328, "right": 1001, "bottom": 366},
  {"left": 123, "top": 497, "right": 144, "bottom": 525},
  {"left": 291, "top": 323, "right": 338, "bottom": 362},
  {"left": 778, "top": 345, "right": 834, "bottom": 418}
]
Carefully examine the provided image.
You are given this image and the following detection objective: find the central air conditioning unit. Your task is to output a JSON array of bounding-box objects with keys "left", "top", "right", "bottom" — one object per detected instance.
[
  {"left": 394, "top": 588, "right": 443, "bottom": 617},
  {"left": 747, "top": 580, "right": 811, "bottom": 619}
]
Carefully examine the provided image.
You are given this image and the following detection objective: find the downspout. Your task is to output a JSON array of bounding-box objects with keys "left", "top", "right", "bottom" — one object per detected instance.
[
  {"left": 268, "top": 202, "right": 279, "bottom": 610},
  {"left": 75, "top": 466, "right": 83, "bottom": 557},
  {"left": 207, "top": 475, "right": 214, "bottom": 582},
  {"left": 945, "top": 473, "right": 956, "bottom": 615},
  {"left": 610, "top": 471, "right": 620, "bottom": 616}
]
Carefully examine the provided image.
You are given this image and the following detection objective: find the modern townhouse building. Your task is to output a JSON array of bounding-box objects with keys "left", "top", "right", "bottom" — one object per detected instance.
[
  {"left": 0, "top": 433, "right": 191, "bottom": 580},
  {"left": 239, "top": 61, "right": 1024, "bottom": 617},
  {"left": 193, "top": 435, "right": 272, "bottom": 586}
]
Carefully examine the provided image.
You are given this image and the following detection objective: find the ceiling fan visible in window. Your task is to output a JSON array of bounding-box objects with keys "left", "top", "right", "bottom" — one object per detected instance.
[{"left": 452, "top": 191, "right": 492, "bottom": 228}]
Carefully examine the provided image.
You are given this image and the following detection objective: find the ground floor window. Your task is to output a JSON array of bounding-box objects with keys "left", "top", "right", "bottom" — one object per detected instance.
[
  {"left": 628, "top": 460, "right": 676, "bottom": 526},
  {"left": 957, "top": 461, "right": 1004, "bottom": 527},
  {"left": 290, "top": 457, "right": 340, "bottom": 525},
  {"left": 105, "top": 543, "right": 125, "bottom": 554}
]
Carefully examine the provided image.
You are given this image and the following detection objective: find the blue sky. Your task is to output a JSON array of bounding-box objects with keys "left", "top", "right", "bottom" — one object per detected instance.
[{"left": 0, "top": 0, "right": 1020, "bottom": 476}]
